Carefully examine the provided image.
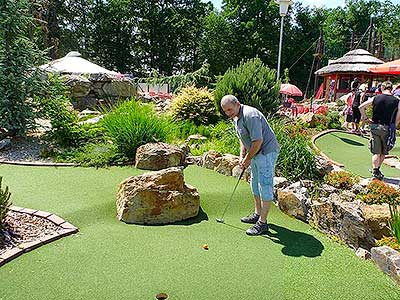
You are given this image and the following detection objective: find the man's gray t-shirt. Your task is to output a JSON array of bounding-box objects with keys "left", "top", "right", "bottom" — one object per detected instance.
[{"left": 234, "top": 104, "right": 280, "bottom": 154}]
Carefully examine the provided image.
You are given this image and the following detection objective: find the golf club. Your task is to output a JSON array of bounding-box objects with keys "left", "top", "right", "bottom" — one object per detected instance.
[{"left": 216, "top": 167, "right": 246, "bottom": 224}]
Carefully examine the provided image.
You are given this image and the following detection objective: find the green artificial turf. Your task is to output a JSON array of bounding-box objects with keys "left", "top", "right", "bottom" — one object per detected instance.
[
  {"left": 315, "top": 131, "right": 400, "bottom": 178},
  {"left": 0, "top": 164, "right": 399, "bottom": 300}
]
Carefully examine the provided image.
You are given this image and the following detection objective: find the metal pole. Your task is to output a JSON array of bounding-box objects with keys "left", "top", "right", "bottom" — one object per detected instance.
[{"left": 277, "top": 15, "right": 285, "bottom": 80}]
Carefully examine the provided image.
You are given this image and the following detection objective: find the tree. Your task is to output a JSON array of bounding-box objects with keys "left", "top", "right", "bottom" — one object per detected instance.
[{"left": 0, "top": 0, "right": 47, "bottom": 135}]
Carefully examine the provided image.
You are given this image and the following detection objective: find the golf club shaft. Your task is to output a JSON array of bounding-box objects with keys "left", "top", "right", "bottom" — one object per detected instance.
[{"left": 218, "top": 168, "right": 246, "bottom": 220}]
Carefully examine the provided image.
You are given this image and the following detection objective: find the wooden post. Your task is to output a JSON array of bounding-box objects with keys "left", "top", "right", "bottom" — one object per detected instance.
[{"left": 333, "top": 75, "right": 339, "bottom": 101}]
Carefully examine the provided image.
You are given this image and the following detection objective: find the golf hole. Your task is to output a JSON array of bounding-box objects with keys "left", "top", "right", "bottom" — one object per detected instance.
[{"left": 156, "top": 292, "right": 168, "bottom": 299}]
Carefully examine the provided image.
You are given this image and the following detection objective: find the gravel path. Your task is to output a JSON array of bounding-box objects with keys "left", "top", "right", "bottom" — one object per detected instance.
[{"left": 0, "top": 136, "right": 54, "bottom": 163}]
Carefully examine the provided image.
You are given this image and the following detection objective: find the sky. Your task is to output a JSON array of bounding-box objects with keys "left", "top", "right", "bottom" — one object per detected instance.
[{"left": 206, "top": 0, "right": 400, "bottom": 10}]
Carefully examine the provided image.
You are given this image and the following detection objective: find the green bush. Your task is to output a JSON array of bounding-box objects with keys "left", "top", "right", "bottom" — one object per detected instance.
[
  {"left": 0, "top": 177, "right": 11, "bottom": 230},
  {"left": 172, "top": 120, "right": 213, "bottom": 140},
  {"left": 190, "top": 121, "right": 240, "bottom": 156},
  {"left": 325, "top": 171, "right": 359, "bottom": 189},
  {"left": 170, "top": 86, "right": 219, "bottom": 125},
  {"left": 55, "top": 143, "right": 127, "bottom": 167},
  {"left": 214, "top": 57, "right": 280, "bottom": 115},
  {"left": 102, "top": 100, "right": 173, "bottom": 159},
  {"left": 0, "top": 0, "right": 47, "bottom": 136},
  {"left": 359, "top": 180, "right": 400, "bottom": 245},
  {"left": 269, "top": 117, "right": 320, "bottom": 182},
  {"left": 326, "top": 111, "right": 342, "bottom": 129}
]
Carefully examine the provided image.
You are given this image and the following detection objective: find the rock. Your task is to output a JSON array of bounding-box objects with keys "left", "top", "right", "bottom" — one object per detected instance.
[
  {"left": 214, "top": 154, "right": 239, "bottom": 176},
  {"left": 371, "top": 246, "right": 400, "bottom": 284},
  {"left": 78, "top": 115, "right": 104, "bottom": 125},
  {"left": 351, "top": 183, "right": 366, "bottom": 194},
  {"left": 356, "top": 247, "right": 371, "bottom": 260},
  {"left": 340, "top": 190, "right": 357, "bottom": 202},
  {"left": 320, "top": 184, "right": 337, "bottom": 197},
  {"left": 185, "top": 134, "right": 207, "bottom": 144},
  {"left": 0, "top": 138, "right": 11, "bottom": 151},
  {"left": 186, "top": 155, "right": 202, "bottom": 166},
  {"left": 78, "top": 109, "right": 101, "bottom": 119},
  {"left": 202, "top": 150, "right": 222, "bottom": 170},
  {"left": 135, "top": 143, "right": 186, "bottom": 171},
  {"left": 315, "top": 155, "right": 334, "bottom": 175},
  {"left": 116, "top": 167, "right": 200, "bottom": 224},
  {"left": 277, "top": 190, "right": 308, "bottom": 221},
  {"left": 361, "top": 204, "right": 391, "bottom": 239},
  {"left": 274, "top": 177, "right": 288, "bottom": 188},
  {"left": 311, "top": 200, "right": 375, "bottom": 249},
  {"left": 61, "top": 74, "right": 91, "bottom": 97},
  {"left": 102, "top": 80, "right": 137, "bottom": 98},
  {"left": 232, "top": 165, "right": 251, "bottom": 182}
]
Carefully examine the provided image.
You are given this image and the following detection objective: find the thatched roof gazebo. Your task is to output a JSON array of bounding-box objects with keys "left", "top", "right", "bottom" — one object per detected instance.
[
  {"left": 315, "top": 49, "right": 384, "bottom": 101},
  {"left": 40, "top": 51, "right": 118, "bottom": 75}
]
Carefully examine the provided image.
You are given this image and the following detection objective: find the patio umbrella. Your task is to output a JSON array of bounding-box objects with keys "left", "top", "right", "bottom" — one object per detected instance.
[
  {"left": 369, "top": 59, "right": 400, "bottom": 75},
  {"left": 280, "top": 83, "right": 303, "bottom": 96}
]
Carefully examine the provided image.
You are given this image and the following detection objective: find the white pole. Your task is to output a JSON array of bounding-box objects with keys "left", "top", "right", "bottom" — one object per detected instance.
[{"left": 277, "top": 15, "right": 285, "bottom": 80}]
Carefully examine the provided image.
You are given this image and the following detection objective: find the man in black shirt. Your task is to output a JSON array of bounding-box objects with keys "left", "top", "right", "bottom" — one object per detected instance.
[{"left": 359, "top": 81, "right": 400, "bottom": 180}]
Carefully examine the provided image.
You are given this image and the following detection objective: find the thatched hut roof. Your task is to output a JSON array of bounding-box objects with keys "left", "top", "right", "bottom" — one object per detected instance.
[
  {"left": 40, "top": 51, "right": 118, "bottom": 75},
  {"left": 315, "top": 49, "right": 384, "bottom": 76}
]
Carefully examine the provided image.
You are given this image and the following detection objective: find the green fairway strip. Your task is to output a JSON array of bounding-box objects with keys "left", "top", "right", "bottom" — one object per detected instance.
[
  {"left": 0, "top": 165, "right": 399, "bottom": 299},
  {"left": 315, "top": 131, "right": 400, "bottom": 178}
]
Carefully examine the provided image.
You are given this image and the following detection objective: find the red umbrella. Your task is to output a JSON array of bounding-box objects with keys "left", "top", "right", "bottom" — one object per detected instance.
[
  {"left": 369, "top": 59, "right": 400, "bottom": 75},
  {"left": 280, "top": 83, "right": 303, "bottom": 96}
]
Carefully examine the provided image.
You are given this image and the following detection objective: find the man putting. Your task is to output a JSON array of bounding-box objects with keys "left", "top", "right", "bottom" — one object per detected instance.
[{"left": 221, "top": 95, "right": 280, "bottom": 236}]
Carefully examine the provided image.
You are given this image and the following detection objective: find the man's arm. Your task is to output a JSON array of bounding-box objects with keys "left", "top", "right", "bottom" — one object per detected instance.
[
  {"left": 240, "top": 139, "right": 262, "bottom": 169},
  {"left": 239, "top": 140, "right": 247, "bottom": 162},
  {"left": 358, "top": 98, "right": 373, "bottom": 121},
  {"left": 395, "top": 101, "right": 400, "bottom": 127}
]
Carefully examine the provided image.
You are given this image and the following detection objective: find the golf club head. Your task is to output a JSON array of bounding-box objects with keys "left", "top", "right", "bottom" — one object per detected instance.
[{"left": 216, "top": 218, "right": 224, "bottom": 223}]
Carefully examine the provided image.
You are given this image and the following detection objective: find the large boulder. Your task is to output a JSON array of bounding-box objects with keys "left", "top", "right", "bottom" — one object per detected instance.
[
  {"left": 361, "top": 204, "right": 391, "bottom": 239},
  {"left": 116, "top": 167, "right": 199, "bottom": 224},
  {"left": 214, "top": 154, "right": 240, "bottom": 176},
  {"left": 60, "top": 74, "right": 91, "bottom": 97},
  {"left": 201, "top": 150, "right": 222, "bottom": 170},
  {"left": 232, "top": 165, "right": 251, "bottom": 182},
  {"left": 371, "top": 246, "right": 400, "bottom": 284},
  {"left": 102, "top": 80, "right": 137, "bottom": 98},
  {"left": 135, "top": 142, "right": 186, "bottom": 170},
  {"left": 312, "top": 200, "right": 375, "bottom": 249},
  {"left": 277, "top": 182, "right": 311, "bottom": 221},
  {"left": 277, "top": 190, "right": 308, "bottom": 221}
]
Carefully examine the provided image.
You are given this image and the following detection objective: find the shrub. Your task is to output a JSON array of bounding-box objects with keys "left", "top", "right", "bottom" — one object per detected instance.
[
  {"left": 214, "top": 57, "right": 280, "bottom": 115},
  {"left": 326, "top": 111, "right": 342, "bottom": 129},
  {"left": 268, "top": 117, "right": 320, "bottom": 182},
  {"left": 0, "top": 0, "right": 47, "bottom": 136},
  {"left": 324, "top": 171, "right": 359, "bottom": 189},
  {"left": 102, "top": 100, "right": 173, "bottom": 159},
  {"left": 170, "top": 86, "right": 219, "bottom": 125},
  {"left": 0, "top": 177, "right": 11, "bottom": 230},
  {"left": 55, "top": 143, "right": 127, "bottom": 167},
  {"left": 359, "top": 180, "right": 400, "bottom": 245},
  {"left": 172, "top": 120, "right": 213, "bottom": 140},
  {"left": 190, "top": 121, "right": 240, "bottom": 156}
]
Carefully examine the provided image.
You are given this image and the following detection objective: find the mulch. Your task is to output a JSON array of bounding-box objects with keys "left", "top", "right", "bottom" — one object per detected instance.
[{"left": 0, "top": 211, "right": 61, "bottom": 256}]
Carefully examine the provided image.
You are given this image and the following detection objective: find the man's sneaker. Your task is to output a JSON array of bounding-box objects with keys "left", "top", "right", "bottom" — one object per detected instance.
[
  {"left": 372, "top": 169, "right": 384, "bottom": 181},
  {"left": 240, "top": 212, "right": 259, "bottom": 224},
  {"left": 246, "top": 221, "right": 269, "bottom": 236}
]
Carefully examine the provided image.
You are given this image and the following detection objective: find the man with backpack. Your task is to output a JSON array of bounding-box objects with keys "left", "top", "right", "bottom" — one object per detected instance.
[{"left": 359, "top": 81, "right": 400, "bottom": 180}]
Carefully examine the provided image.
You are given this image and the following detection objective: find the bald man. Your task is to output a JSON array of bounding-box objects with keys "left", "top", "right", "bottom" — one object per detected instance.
[{"left": 221, "top": 95, "right": 280, "bottom": 235}]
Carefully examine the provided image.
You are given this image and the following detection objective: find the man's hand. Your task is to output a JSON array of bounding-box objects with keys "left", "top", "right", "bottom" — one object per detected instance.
[{"left": 240, "top": 157, "right": 251, "bottom": 169}]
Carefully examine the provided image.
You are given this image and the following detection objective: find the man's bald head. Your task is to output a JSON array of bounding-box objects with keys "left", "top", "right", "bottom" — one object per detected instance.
[{"left": 221, "top": 95, "right": 241, "bottom": 119}]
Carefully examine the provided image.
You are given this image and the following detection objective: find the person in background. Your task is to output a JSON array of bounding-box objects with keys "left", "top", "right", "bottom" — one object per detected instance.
[
  {"left": 359, "top": 81, "right": 400, "bottom": 180},
  {"left": 393, "top": 84, "right": 400, "bottom": 98}
]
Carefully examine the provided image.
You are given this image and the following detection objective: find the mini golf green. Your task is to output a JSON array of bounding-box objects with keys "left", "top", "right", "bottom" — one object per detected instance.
[
  {"left": 0, "top": 164, "right": 399, "bottom": 300},
  {"left": 315, "top": 131, "right": 400, "bottom": 178}
]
